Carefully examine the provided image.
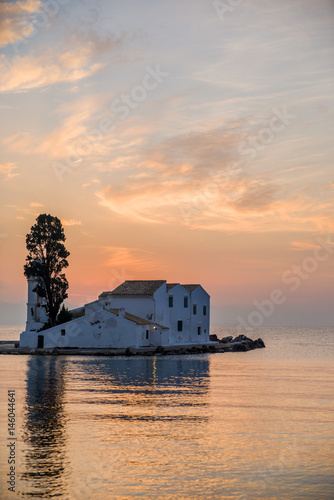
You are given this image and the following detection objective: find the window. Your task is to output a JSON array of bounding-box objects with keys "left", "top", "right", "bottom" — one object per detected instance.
[
  {"left": 193, "top": 304, "right": 197, "bottom": 315},
  {"left": 184, "top": 296, "right": 188, "bottom": 308},
  {"left": 177, "top": 320, "right": 183, "bottom": 332},
  {"left": 61, "top": 329, "right": 66, "bottom": 336},
  {"left": 146, "top": 329, "right": 149, "bottom": 340},
  {"left": 198, "top": 326, "right": 201, "bottom": 335},
  {"left": 169, "top": 296, "right": 173, "bottom": 307},
  {"left": 203, "top": 305, "right": 207, "bottom": 316}
]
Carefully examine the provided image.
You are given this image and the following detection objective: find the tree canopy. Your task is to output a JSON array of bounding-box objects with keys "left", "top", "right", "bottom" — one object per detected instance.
[{"left": 24, "top": 214, "right": 70, "bottom": 327}]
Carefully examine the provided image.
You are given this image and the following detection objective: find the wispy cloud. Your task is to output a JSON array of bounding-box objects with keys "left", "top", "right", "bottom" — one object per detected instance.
[
  {"left": 290, "top": 241, "right": 319, "bottom": 251},
  {"left": 0, "top": 0, "right": 41, "bottom": 48},
  {"left": 29, "top": 202, "right": 44, "bottom": 207},
  {"left": 0, "top": 162, "right": 19, "bottom": 179},
  {"left": 0, "top": 31, "right": 124, "bottom": 92},
  {"left": 61, "top": 219, "right": 83, "bottom": 227},
  {"left": 95, "top": 122, "right": 333, "bottom": 233},
  {"left": 103, "top": 246, "right": 161, "bottom": 273}
]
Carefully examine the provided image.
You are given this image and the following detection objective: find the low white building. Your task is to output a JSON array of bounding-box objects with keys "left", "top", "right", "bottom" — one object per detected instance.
[{"left": 20, "top": 280, "right": 210, "bottom": 349}]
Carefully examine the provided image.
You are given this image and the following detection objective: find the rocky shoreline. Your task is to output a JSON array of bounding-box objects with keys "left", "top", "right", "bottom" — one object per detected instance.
[{"left": 0, "top": 335, "right": 265, "bottom": 356}]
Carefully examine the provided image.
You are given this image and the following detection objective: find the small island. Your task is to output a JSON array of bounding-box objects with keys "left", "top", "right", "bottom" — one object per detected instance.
[{"left": 2, "top": 214, "right": 265, "bottom": 356}]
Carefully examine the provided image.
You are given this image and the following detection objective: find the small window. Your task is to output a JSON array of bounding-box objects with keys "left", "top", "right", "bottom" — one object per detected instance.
[
  {"left": 198, "top": 326, "right": 201, "bottom": 335},
  {"left": 169, "top": 296, "right": 173, "bottom": 308},
  {"left": 146, "top": 329, "right": 149, "bottom": 340},
  {"left": 203, "top": 305, "right": 207, "bottom": 316},
  {"left": 61, "top": 329, "right": 66, "bottom": 336},
  {"left": 193, "top": 304, "right": 197, "bottom": 315},
  {"left": 184, "top": 297, "right": 188, "bottom": 308},
  {"left": 177, "top": 320, "right": 183, "bottom": 332}
]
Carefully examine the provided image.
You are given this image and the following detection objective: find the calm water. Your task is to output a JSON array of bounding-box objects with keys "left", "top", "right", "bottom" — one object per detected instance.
[{"left": 0, "top": 326, "right": 333, "bottom": 500}]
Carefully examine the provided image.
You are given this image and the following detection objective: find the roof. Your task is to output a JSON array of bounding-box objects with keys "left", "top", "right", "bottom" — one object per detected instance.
[
  {"left": 166, "top": 283, "right": 178, "bottom": 291},
  {"left": 182, "top": 284, "right": 200, "bottom": 293},
  {"left": 109, "top": 308, "right": 169, "bottom": 329},
  {"left": 107, "top": 280, "right": 166, "bottom": 296}
]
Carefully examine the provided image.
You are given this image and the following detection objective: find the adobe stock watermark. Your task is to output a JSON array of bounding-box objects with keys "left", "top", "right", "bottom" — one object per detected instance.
[
  {"left": 179, "top": 106, "right": 296, "bottom": 222},
  {"left": 106, "top": 267, "right": 133, "bottom": 292},
  {"left": 237, "top": 106, "right": 296, "bottom": 161},
  {"left": 12, "top": 0, "right": 71, "bottom": 53},
  {"left": 51, "top": 65, "right": 169, "bottom": 182},
  {"left": 179, "top": 162, "right": 242, "bottom": 223},
  {"left": 237, "top": 234, "right": 334, "bottom": 329},
  {"left": 213, "top": 0, "right": 244, "bottom": 22}
]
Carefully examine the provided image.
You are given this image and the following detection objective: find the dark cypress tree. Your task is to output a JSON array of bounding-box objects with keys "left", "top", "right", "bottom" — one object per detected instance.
[{"left": 24, "top": 214, "right": 70, "bottom": 327}]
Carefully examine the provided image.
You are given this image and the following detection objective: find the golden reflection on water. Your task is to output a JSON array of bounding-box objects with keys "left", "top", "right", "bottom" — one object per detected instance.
[
  {"left": 0, "top": 346, "right": 333, "bottom": 500},
  {"left": 21, "top": 357, "right": 71, "bottom": 499}
]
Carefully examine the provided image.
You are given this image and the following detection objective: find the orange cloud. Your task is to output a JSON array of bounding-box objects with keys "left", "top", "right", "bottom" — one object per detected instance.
[
  {"left": 0, "top": 0, "right": 40, "bottom": 47},
  {"left": 290, "top": 241, "right": 319, "bottom": 251},
  {"left": 29, "top": 202, "right": 44, "bottom": 207},
  {"left": 0, "top": 162, "right": 19, "bottom": 179},
  {"left": 61, "top": 219, "right": 83, "bottom": 227},
  {"left": 103, "top": 246, "right": 161, "bottom": 272},
  {"left": 94, "top": 122, "right": 334, "bottom": 234},
  {"left": 0, "top": 32, "right": 123, "bottom": 93}
]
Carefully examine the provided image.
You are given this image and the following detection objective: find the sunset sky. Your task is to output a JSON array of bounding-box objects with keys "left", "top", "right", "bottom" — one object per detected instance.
[{"left": 1, "top": 0, "right": 333, "bottom": 326}]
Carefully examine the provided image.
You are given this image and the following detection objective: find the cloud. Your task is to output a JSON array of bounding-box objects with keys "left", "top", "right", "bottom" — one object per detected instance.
[
  {"left": 0, "top": 32, "right": 123, "bottom": 93},
  {"left": 95, "top": 123, "right": 334, "bottom": 233},
  {"left": 102, "top": 247, "right": 161, "bottom": 278},
  {"left": 290, "top": 241, "right": 319, "bottom": 251},
  {"left": 4, "top": 95, "right": 106, "bottom": 158},
  {"left": 232, "top": 181, "right": 280, "bottom": 213},
  {"left": 61, "top": 219, "right": 83, "bottom": 227},
  {"left": 0, "top": 0, "right": 40, "bottom": 48},
  {"left": 0, "top": 162, "right": 19, "bottom": 179},
  {"left": 29, "top": 202, "right": 44, "bottom": 207}
]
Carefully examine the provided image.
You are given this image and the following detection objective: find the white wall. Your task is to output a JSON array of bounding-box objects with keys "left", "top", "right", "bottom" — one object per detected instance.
[
  {"left": 105, "top": 295, "right": 155, "bottom": 322},
  {"left": 152, "top": 282, "right": 168, "bottom": 326},
  {"left": 20, "top": 281, "right": 210, "bottom": 348},
  {"left": 189, "top": 286, "right": 210, "bottom": 342},
  {"left": 20, "top": 308, "right": 170, "bottom": 349},
  {"left": 167, "top": 285, "right": 191, "bottom": 344},
  {"left": 26, "top": 278, "right": 48, "bottom": 332}
]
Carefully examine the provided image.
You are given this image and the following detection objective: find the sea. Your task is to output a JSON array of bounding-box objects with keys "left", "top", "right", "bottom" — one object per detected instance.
[{"left": 0, "top": 325, "right": 333, "bottom": 500}]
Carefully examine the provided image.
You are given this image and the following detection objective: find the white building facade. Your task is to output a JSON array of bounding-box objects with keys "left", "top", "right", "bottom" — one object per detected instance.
[{"left": 20, "top": 280, "right": 210, "bottom": 349}]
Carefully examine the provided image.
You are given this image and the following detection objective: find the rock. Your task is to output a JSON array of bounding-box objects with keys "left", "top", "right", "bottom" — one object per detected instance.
[
  {"left": 232, "top": 334, "right": 253, "bottom": 343},
  {"left": 215, "top": 344, "right": 225, "bottom": 352},
  {"left": 231, "top": 342, "right": 249, "bottom": 352},
  {"left": 255, "top": 338, "right": 265, "bottom": 348},
  {"left": 155, "top": 345, "right": 165, "bottom": 354},
  {"left": 208, "top": 345, "right": 217, "bottom": 352},
  {"left": 201, "top": 345, "right": 210, "bottom": 353},
  {"left": 209, "top": 334, "right": 218, "bottom": 341},
  {"left": 219, "top": 336, "right": 233, "bottom": 343},
  {"left": 125, "top": 347, "right": 136, "bottom": 356},
  {"left": 189, "top": 346, "right": 200, "bottom": 353}
]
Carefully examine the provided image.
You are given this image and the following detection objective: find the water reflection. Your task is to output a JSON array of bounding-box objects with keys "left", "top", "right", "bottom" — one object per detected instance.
[
  {"left": 67, "top": 355, "right": 211, "bottom": 423},
  {"left": 21, "top": 356, "right": 70, "bottom": 499}
]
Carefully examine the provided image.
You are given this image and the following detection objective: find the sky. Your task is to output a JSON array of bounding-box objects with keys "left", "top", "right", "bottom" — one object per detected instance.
[{"left": 0, "top": 0, "right": 333, "bottom": 326}]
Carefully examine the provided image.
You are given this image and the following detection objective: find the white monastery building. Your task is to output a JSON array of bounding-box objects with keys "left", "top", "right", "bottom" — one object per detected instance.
[{"left": 20, "top": 280, "right": 210, "bottom": 349}]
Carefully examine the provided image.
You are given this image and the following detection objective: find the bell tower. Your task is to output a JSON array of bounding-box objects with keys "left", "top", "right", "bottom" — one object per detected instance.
[{"left": 26, "top": 276, "right": 48, "bottom": 332}]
